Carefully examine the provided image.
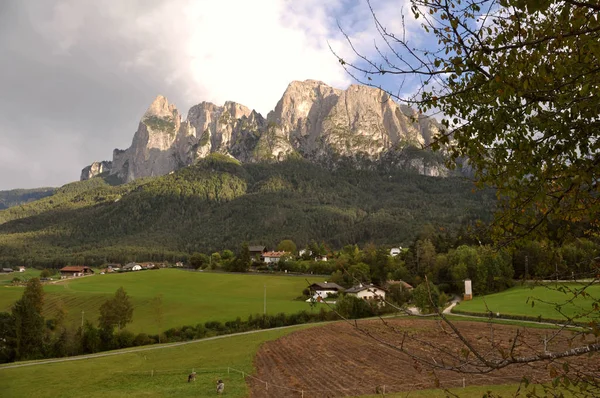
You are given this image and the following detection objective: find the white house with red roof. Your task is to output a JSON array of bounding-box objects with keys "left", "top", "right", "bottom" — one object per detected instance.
[{"left": 261, "top": 251, "right": 289, "bottom": 263}]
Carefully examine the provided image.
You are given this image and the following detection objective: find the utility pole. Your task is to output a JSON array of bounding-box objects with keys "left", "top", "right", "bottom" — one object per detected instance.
[{"left": 263, "top": 284, "right": 266, "bottom": 315}]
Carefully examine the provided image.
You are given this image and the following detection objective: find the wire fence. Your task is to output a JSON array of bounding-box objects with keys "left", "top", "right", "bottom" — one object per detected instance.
[{"left": 114, "top": 365, "right": 532, "bottom": 397}]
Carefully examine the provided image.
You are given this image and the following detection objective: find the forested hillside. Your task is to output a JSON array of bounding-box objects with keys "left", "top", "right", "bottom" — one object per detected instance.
[
  {"left": 0, "top": 187, "right": 55, "bottom": 210},
  {"left": 0, "top": 155, "right": 494, "bottom": 267}
]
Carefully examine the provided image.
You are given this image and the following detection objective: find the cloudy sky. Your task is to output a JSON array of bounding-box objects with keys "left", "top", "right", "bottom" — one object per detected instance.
[{"left": 0, "top": 0, "right": 417, "bottom": 190}]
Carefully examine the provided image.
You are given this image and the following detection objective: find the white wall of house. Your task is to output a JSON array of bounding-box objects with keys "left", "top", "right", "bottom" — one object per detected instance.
[
  {"left": 132, "top": 265, "right": 142, "bottom": 271},
  {"left": 351, "top": 288, "right": 386, "bottom": 301},
  {"left": 390, "top": 248, "right": 401, "bottom": 256},
  {"left": 263, "top": 257, "right": 280, "bottom": 263},
  {"left": 312, "top": 289, "right": 338, "bottom": 300}
]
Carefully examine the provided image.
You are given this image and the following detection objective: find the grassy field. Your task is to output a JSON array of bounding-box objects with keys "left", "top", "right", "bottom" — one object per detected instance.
[
  {"left": 454, "top": 283, "right": 600, "bottom": 322},
  {"left": 0, "top": 269, "right": 323, "bottom": 333},
  {"left": 0, "top": 326, "right": 311, "bottom": 398}
]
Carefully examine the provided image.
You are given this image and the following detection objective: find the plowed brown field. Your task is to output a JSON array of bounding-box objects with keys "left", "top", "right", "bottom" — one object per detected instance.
[{"left": 248, "top": 319, "right": 598, "bottom": 397}]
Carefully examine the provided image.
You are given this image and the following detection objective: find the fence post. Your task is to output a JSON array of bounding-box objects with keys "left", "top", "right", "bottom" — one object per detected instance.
[
  {"left": 462, "top": 378, "right": 465, "bottom": 388},
  {"left": 151, "top": 370, "right": 154, "bottom": 377},
  {"left": 383, "top": 384, "right": 386, "bottom": 394},
  {"left": 265, "top": 381, "right": 268, "bottom": 390},
  {"left": 301, "top": 390, "right": 304, "bottom": 398},
  {"left": 242, "top": 371, "right": 245, "bottom": 379},
  {"left": 227, "top": 367, "right": 230, "bottom": 374}
]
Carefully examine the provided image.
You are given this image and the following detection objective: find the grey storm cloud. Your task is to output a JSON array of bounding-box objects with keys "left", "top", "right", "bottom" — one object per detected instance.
[{"left": 0, "top": 1, "right": 194, "bottom": 189}]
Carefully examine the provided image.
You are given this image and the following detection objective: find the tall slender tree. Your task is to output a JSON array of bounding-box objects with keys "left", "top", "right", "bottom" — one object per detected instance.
[{"left": 12, "top": 278, "right": 45, "bottom": 360}]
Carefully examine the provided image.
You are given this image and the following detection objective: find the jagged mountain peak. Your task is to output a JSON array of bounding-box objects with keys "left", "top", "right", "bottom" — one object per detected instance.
[{"left": 144, "top": 95, "right": 177, "bottom": 119}]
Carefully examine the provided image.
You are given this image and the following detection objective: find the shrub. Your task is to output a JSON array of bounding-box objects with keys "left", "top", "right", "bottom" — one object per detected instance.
[
  {"left": 133, "top": 333, "right": 152, "bottom": 346},
  {"left": 335, "top": 294, "right": 376, "bottom": 319}
]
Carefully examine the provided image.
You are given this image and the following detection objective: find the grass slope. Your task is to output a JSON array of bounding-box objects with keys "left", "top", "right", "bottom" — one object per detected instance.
[
  {"left": 454, "top": 283, "right": 600, "bottom": 322},
  {"left": 0, "top": 269, "right": 323, "bottom": 333},
  {"left": 0, "top": 326, "right": 308, "bottom": 398}
]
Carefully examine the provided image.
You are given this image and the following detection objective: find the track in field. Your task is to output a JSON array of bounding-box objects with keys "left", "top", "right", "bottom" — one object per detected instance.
[{"left": 248, "top": 319, "right": 598, "bottom": 397}]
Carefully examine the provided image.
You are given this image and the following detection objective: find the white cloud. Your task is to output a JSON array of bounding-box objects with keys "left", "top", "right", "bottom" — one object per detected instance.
[{"left": 33, "top": 0, "right": 360, "bottom": 115}]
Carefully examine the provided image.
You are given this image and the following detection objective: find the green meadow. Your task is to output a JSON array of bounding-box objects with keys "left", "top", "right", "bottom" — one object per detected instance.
[
  {"left": 0, "top": 269, "right": 323, "bottom": 333},
  {"left": 0, "top": 326, "right": 310, "bottom": 398},
  {"left": 454, "top": 283, "right": 600, "bottom": 322}
]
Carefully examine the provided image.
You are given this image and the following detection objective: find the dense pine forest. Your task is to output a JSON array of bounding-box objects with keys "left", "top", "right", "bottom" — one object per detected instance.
[{"left": 0, "top": 155, "right": 495, "bottom": 267}]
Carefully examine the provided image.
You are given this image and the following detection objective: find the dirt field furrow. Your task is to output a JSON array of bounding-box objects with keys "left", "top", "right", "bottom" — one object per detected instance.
[{"left": 248, "top": 319, "right": 599, "bottom": 398}]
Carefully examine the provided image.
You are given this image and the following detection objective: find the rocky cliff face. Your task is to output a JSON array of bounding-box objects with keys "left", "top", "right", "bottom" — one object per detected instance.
[
  {"left": 80, "top": 161, "right": 112, "bottom": 181},
  {"left": 82, "top": 80, "right": 448, "bottom": 182}
]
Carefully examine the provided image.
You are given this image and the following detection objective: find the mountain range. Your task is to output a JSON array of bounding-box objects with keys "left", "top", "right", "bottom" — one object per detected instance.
[{"left": 81, "top": 80, "right": 449, "bottom": 183}]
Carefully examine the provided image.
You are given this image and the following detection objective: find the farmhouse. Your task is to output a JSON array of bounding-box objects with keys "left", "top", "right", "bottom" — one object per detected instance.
[
  {"left": 309, "top": 282, "right": 344, "bottom": 301},
  {"left": 1, "top": 268, "right": 13, "bottom": 273},
  {"left": 249, "top": 245, "right": 267, "bottom": 260},
  {"left": 106, "top": 263, "right": 121, "bottom": 271},
  {"left": 18, "top": 266, "right": 26, "bottom": 272},
  {"left": 346, "top": 283, "right": 386, "bottom": 304},
  {"left": 261, "top": 251, "right": 289, "bottom": 264},
  {"left": 59, "top": 266, "right": 94, "bottom": 278},
  {"left": 123, "top": 262, "right": 142, "bottom": 271},
  {"left": 389, "top": 247, "right": 402, "bottom": 256}
]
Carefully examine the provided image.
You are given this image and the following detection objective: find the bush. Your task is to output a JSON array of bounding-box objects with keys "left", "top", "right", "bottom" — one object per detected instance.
[
  {"left": 116, "top": 329, "right": 135, "bottom": 348},
  {"left": 133, "top": 333, "right": 152, "bottom": 346},
  {"left": 335, "top": 294, "right": 376, "bottom": 319}
]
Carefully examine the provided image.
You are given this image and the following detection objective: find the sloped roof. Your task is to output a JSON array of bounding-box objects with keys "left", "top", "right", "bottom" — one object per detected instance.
[
  {"left": 60, "top": 266, "right": 93, "bottom": 272},
  {"left": 345, "top": 284, "right": 385, "bottom": 294},
  {"left": 387, "top": 280, "right": 414, "bottom": 290},
  {"left": 249, "top": 245, "right": 266, "bottom": 252},
  {"left": 310, "top": 282, "right": 344, "bottom": 291},
  {"left": 262, "top": 251, "right": 289, "bottom": 258}
]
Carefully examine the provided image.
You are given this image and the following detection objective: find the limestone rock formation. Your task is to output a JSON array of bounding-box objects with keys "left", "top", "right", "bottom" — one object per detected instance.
[
  {"left": 80, "top": 161, "right": 112, "bottom": 181},
  {"left": 82, "top": 80, "right": 449, "bottom": 183}
]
